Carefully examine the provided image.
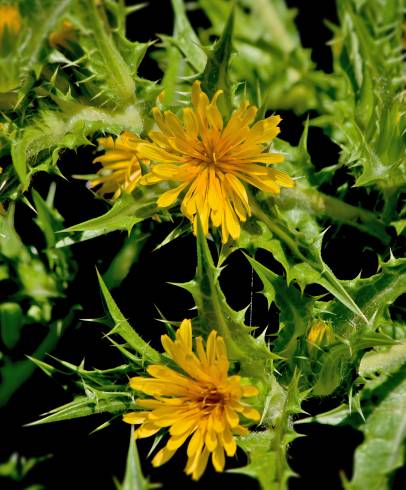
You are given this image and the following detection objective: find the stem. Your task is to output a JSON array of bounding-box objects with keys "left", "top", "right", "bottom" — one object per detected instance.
[
  {"left": 250, "top": 197, "right": 307, "bottom": 262},
  {"left": 79, "top": 0, "right": 136, "bottom": 107},
  {"left": 382, "top": 187, "right": 400, "bottom": 223}
]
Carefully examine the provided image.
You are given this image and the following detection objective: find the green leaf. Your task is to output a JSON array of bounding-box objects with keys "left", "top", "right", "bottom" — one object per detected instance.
[
  {"left": 345, "top": 367, "right": 406, "bottom": 490},
  {"left": 63, "top": 193, "right": 149, "bottom": 235},
  {"left": 329, "top": 256, "right": 406, "bottom": 335},
  {"left": 74, "top": 0, "right": 137, "bottom": 108},
  {"left": 27, "top": 393, "right": 132, "bottom": 425},
  {"left": 97, "top": 271, "right": 161, "bottom": 364},
  {"left": 0, "top": 320, "right": 65, "bottom": 407},
  {"left": 32, "top": 187, "right": 64, "bottom": 249},
  {"left": 11, "top": 100, "right": 142, "bottom": 189},
  {"left": 168, "top": 0, "right": 206, "bottom": 73},
  {"left": 359, "top": 343, "right": 406, "bottom": 379},
  {"left": 231, "top": 430, "right": 276, "bottom": 489},
  {"left": 311, "top": 256, "right": 406, "bottom": 396},
  {"left": 390, "top": 219, "right": 406, "bottom": 236},
  {"left": 314, "top": 0, "right": 406, "bottom": 200},
  {"left": 251, "top": 202, "right": 367, "bottom": 322},
  {"left": 201, "top": 5, "right": 234, "bottom": 114},
  {"left": 118, "top": 428, "right": 158, "bottom": 490},
  {"left": 276, "top": 187, "right": 390, "bottom": 244},
  {"left": 296, "top": 404, "right": 351, "bottom": 426},
  {"left": 0, "top": 206, "right": 24, "bottom": 260},
  {"left": 198, "top": 0, "right": 321, "bottom": 114}
]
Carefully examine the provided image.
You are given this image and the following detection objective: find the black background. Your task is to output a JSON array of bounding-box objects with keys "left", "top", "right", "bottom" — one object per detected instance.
[{"left": 1, "top": 1, "right": 404, "bottom": 489}]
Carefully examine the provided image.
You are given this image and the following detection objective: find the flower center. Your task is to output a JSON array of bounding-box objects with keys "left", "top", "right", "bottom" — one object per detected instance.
[{"left": 198, "top": 386, "right": 226, "bottom": 411}]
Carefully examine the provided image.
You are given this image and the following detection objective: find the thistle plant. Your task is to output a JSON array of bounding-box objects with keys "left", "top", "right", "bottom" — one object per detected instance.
[{"left": 1, "top": 1, "right": 405, "bottom": 489}]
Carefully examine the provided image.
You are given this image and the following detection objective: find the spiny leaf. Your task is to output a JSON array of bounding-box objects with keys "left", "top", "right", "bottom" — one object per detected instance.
[
  {"left": 251, "top": 201, "right": 367, "bottom": 322},
  {"left": 311, "top": 257, "right": 406, "bottom": 396},
  {"left": 74, "top": 0, "right": 137, "bottom": 108},
  {"left": 97, "top": 271, "right": 161, "bottom": 364},
  {"left": 118, "top": 428, "right": 158, "bottom": 490},
  {"left": 198, "top": 0, "right": 321, "bottom": 114},
  {"left": 329, "top": 256, "right": 406, "bottom": 334},
  {"left": 63, "top": 193, "right": 149, "bottom": 235},
  {"left": 27, "top": 393, "right": 132, "bottom": 425},
  {"left": 313, "top": 0, "right": 406, "bottom": 200},
  {"left": 168, "top": 0, "right": 206, "bottom": 73},
  {"left": 201, "top": 5, "right": 234, "bottom": 114},
  {"left": 345, "top": 366, "right": 406, "bottom": 490},
  {"left": 359, "top": 342, "right": 406, "bottom": 379},
  {"left": 11, "top": 100, "right": 142, "bottom": 188}
]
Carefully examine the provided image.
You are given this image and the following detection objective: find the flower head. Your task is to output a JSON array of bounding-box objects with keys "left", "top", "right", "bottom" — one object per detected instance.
[
  {"left": 90, "top": 131, "right": 146, "bottom": 199},
  {"left": 0, "top": 5, "right": 21, "bottom": 48},
  {"left": 123, "top": 319, "right": 260, "bottom": 480},
  {"left": 138, "top": 81, "right": 294, "bottom": 243}
]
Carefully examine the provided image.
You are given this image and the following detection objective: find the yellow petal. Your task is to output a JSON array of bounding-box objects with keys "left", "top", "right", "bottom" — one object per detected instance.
[
  {"left": 268, "top": 168, "right": 295, "bottom": 188},
  {"left": 205, "top": 420, "right": 218, "bottom": 452},
  {"left": 152, "top": 446, "right": 176, "bottom": 467},
  {"left": 224, "top": 173, "right": 249, "bottom": 207},
  {"left": 177, "top": 318, "right": 193, "bottom": 350},
  {"left": 212, "top": 406, "right": 226, "bottom": 433},
  {"left": 224, "top": 201, "right": 241, "bottom": 241},
  {"left": 191, "top": 447, "right": 210, "bottom": 481},
  {"left": 242, "top": 405, "right": 261, "bottom": 421},
  {"left": 212, "top": 444, "right": 225, "bottom": 472},
  {"left": 225, "top": 406, "right": 239, "bottom": 428},
  {"left": 166, "top": 431, "right": 193, "bottom": 451},
  {"left": 221, "top": 426, "right": 237, "bottom": 456},
  {"left": 206, "top": 330, "right": 217, "bottom": 365},
  {"left": 242, "top": 385, "right": 259, "bottom": 397},
  {"left": 195, "top": 336, "right": 208, "bottom": 364},
  {"left": 170, "top": 415, "right": 199, "bottom": 436},
  {"left": 136, "top": 143, "right": 180, "bottom": 164},
  {"left": 135, "top": 423, "right": 160, "bottom": 438},
  {"left": 253, "top": 152, "right": 285, "bottom": 164},
  {"left": 122, "top": 411, "right": 148, "bottom": 425},
  {"left": 187, "top": 426, "right": 205, "bottom": 458},
  {"left": 157, "top": 183, "right": 188, "bottom": 207}
]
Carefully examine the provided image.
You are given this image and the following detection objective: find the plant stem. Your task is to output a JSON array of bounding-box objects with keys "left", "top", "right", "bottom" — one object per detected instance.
[{"left": 249, "top": 197, "right": 306, "bottom": 262}]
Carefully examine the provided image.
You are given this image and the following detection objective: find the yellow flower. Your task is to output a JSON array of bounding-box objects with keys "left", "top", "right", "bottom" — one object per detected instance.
[
  {"left": 90, "top": 131, "right": 146, "bottom": 199},
  {"left": 307, "top": 320, "right": 334, "bottom": 352},
  {"left": 0, "top": 5, "right": 21, "bottom": 37},
  {"left": 0, "top": 5, "right": 21, "bottom": 46},
  {"left": 123, "top": 319, "right": 260, "bottom": 480},
  {"left": 138, "top": 80, "right": 294, "bottom": 243},
  {"left": 49, "top": 20, "right": 76, "bottom": 50}
]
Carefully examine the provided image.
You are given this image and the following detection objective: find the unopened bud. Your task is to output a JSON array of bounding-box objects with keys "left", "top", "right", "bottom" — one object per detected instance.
[{"left": 307, "top": 320, "right": 334, "bottom": 352}]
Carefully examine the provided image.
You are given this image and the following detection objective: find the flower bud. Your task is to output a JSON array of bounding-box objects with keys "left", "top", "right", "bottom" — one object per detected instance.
[{"left": 307, "top": 320, "right": 334, "bottom": 353}]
